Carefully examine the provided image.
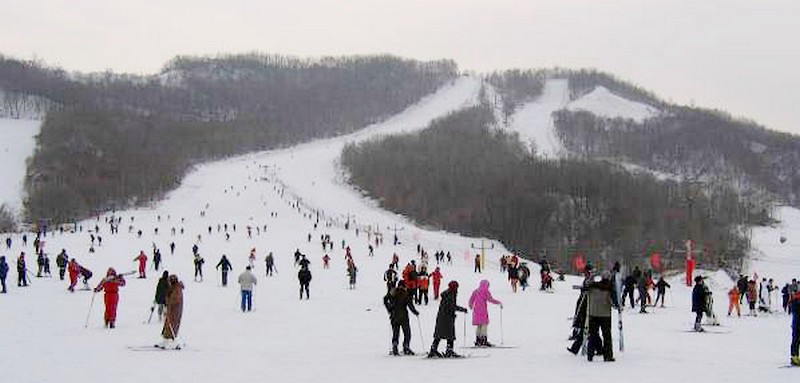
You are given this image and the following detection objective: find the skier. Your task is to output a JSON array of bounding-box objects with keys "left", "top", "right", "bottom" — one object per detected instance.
[
  {"left": 391, "top": 253, "right": 399, "bottom": 270},
  {"left": 56, "top": 249, "right": 68, "bottom": 280},
  {"left": 692, "top": 276, "right": 708, "bottom": 331},
  {"left": 94, "top": 268, "right": 126, "bottom": 328},
  {"left": 0, "top": 256, "right": 8, "bottom": 293},
  {"left": 67, "top": 259, "right": 81, "bottom": 292},
  {"left": 384, "top": 265, "right": 398, "bottom": 292},
  {"left": 133, "top": 251, "right": 147, "bottom": 279},
  {"left": 237, "top": 266, "right": 257, "bottom": 312},
  {"left": 264, "top": 252, "right": 275, "bottom": 276},
  {"left": 153, "top": 248, "right": 162, "bottom": 271},
  {"left": 737, "top": 274, "right": 749, "bottom": 305},
  {"left": 430, "top": 267, "right": 443, "bottom": 299},
  {"left": 298, "top": 264, "right": 312, "bottom": 300},
  {"left": 622, "top": 270, "right": 637, "bottom": 309},
  {"left": 160, "top": 274, "right": 184, "bottom": 349},
  {"left": 790, "top": 288, "right": 800, "bottom": 366},
  {"left": 507, "top": 262, "right": 519, "bottom": 293},
  {"left": 16, "top": 252, "right": 28, "bottom": 287},
  {"left": 193, "top": 253, "right": 205, "bottom": 282},
  {"left": 728, "top": 284, "right": 741, "bottom": 317},
  {"left": 654, "top": 276, "right": 671, "bottom": 307},
  {"left": 383, "top": 280, "right": 419, "bottom": 355},
  {"left": 637, "top": 270, "right": 649, "bottom": 313},
  {"left": 568, "top": 265, "right": 594, "bottom": 355},
  {"left": 586, "top": 271, "right": 618, "bottom": 362},
  {"left": 468, "top": 280, "right": 503, "bottom": 347},
  {"left": 747, "top": 279, "right": 758, "bottom": 316},
  {"left": 518, "top": 262, "right": 530, "bottom": 291},
  {"left": 417, "top": 269, "right": 430, "bottom": 305},
  {"left": 402, "top": 262, "right": 418, "bottom": 300},
  {"left": 36, "top": 252, "right": 45, "bottom": 277},
  {"left": 347, "top": 261, "right": 358, "bottom": 289},
  {"left": 216, "top": 255, "right": 233, "bottom": 287},
  {"left": 474, "top": 254, "right": 481, "bottom": 273},
  {"left": 428, "top": 281, "right": 468, "bottom": 358},
  {"left": 154, "top": 271, "right": 169, "bottom": 321},
  {"left": 322, "top": 254, "right": 330, "bottom": 269}
]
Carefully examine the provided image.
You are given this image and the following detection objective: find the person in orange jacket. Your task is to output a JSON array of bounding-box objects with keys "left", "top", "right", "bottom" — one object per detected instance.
[
  {"left": 134, "top": 251, "right": 147, "bottom": 278},
  {"left": 431, "top": 267, "right": 443, "bottom": 300},
  {"left": 728, "top": 285, "right": 741, "bottom": 317},
  {"left": 94, "top": 268, "right": 126, "bottom": 328},
  {"left": 418, "top": 269, "right": 430, "bottom": 305}
]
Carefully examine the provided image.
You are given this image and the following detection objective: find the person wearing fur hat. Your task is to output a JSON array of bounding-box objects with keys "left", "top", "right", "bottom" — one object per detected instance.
[
  {"left": 94, "top": 268, "right": 126, "bottom": 328},
  {"left": 161, "top": 274, "right": 184, "bottom": 348},
  {"left": 692, "top": 275, "right": 708, "bottom": 331},
  {"left": 428, "top": 281, "right": 468, "bottom": 358}
]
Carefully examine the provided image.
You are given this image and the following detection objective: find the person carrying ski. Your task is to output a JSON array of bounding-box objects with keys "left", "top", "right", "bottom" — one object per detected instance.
[
  {"left": 94, "top": 268, "right": 126, "bottom": 328},
  {"left": 383, "top": 280, "right": 419, "bottom": 355},
  {"left": 692, "top": 276, "right": 708, "bottom": 331},
  {"left": 155, "top": 271, "right": 169, "bottom": 321},
  {"left": 160, "top": 274, "right": 184, "bottom": 348},
  {"left": 56, "top": 249, "right": 68, "bottom": 280},
  {"left": 586, "top": 271, "right": 618, "bottom": 362},
  {"left": 430, "top": 267, "right": 443, "bottom": 299},
  {"left": 568, "top": 265, "right": 594, "bottom": 355},
  {"left": 0, "top": 256, "right": 8, "bottom": 293},
  {"left": 133, "top": 251, "right": 147, "bottom": 279},
  {"left": 298, "top": 264, "right": 312, "bottom": 300},
  {"left": 428, "top": 281, "right": 468, "bottom": 358},
  {"left": 193, "top": 253, "right": 204, "bottom": 282},
  {"left": 237, "top": 266, "right": 257, "bottom": 312},
  {"left": 654, "top": 276, "right": 671, "bottom": 307},
  {"left": 16, "top": 252, "right": 27, "bottom": 287},
  {"left": 468, "top": 279, "right": 502, "bottom": 347},
  {"left": 216, "top": 255, "right": 233, "bottom": 287}
]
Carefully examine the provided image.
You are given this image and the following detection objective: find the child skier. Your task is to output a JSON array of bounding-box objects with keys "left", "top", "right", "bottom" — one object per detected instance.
[
  {"left": 654, "top": 276, "right": 671, "bottom": 307},
  {"left": 728, "top": 285, "right": 741, "bottom": 317},
  {"left": 428, "top": 281, "right": 468, "bottom": 358}
]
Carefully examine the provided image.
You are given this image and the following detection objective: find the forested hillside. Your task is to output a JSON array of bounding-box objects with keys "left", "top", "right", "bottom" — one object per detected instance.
[
  {"left": 0, "top": 54, "right": 457, "bottom": 222},
  {"left": 342, "top": 104, "right": 758, "bottom": 271}
]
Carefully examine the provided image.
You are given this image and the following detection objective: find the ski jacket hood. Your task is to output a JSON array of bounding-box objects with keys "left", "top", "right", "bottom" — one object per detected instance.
[{"left": 469, "top": 279, "right": 501, "bottom": 325}]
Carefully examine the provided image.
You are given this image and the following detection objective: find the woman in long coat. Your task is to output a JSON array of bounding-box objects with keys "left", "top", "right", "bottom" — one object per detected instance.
[
  {"left": 468, "top": 279, "right": 502, "bottom": 347},
  {"left": 428, "top": 281, "right": 467, "bottom": 358},
  {"left": 161, "top": 275, "right": 184, "bottom": 347}
]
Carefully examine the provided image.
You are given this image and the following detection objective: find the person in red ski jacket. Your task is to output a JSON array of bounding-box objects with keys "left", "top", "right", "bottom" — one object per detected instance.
[
  {"left": 134, "top": 251, "right": 147, "bottom": 278},
  {"left": 94, "top": 268, "right": 126, "bottom": 328},
  {"left": 67, "top": 259, "right": 81, "bottom": 292},
  {"left": 431, "top": 267, "right": 443, "bottom": 300}
]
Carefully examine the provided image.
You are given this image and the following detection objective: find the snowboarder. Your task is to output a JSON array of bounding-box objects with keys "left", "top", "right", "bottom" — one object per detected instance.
[
  {"left": 586, "top": 271, "right": 618, "bottom": 362},
  {"left": 428, "top": 281, "right": 468, "bottom": 358},
  {"left": 94, "top": 268, "right": 126, "bottom": 328},
  {"left": 193, "top": 253, "right": 205, "bottom": 282},
  {"left": 237, "top": 266, "right": 257, "bottom": 312},
  {"left": 654, "top": 276, "right": 671, "bottom": 307},
  {"left": 468, "top": 280, "right": 502, "bottom": 347},
  {"left": 155, "top": 271, "right": 169, "bottom": 321},
  {"left": 0, "top": 256, "right": 8, "bottom": 293},
  {"left": 133, "top": 251, "right": 147, "bottom": 279},
  {"left": 216, "top": 255, "right": 233, "bottom": 286},
  {"left": 383, "top": 280, "right": 419, "bottom": 355},
  {"left": 298, "top": 264, "right": 312, "bottom": 299},
  {"left": 692, "top": 276, "right": 708, "bottom": 331},
  {"left": 56, "top": 249, "right": 68, "bottom": 280},
  {"left": 160, "top": 274, "right": 184, "bottom": 348}
]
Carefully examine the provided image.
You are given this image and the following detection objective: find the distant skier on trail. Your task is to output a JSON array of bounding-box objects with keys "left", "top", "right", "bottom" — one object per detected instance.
[
  {"left": 383, "top": 280, "right": 420, "bottom": 356},
  {"left": 0, "top": 256, "right": 8, "bottom": 293},
  {"left": 468, "top": 279, "right": 502, "bottom": 347},
  {"left": 133, "top": 251, "right": 147, "bottom": 278},
  {"left": 17, "top": 252, "right": 28, "bottom": 287},
  {"left": 216, "top": 255, "right": 233, "bottom": 287},
  {"left": 789, "top": 288, "right": 800, "bottom": 366},
  {"left": 94, "top": 268, "right": 126, "bottom": 328},
  {"left": 298, "top": 264, "right": 312, "bottom": 300},
  {"left": 155, "top": 271, "right": 169, "bottom": 321},
  {"left": 654, "top": 276, "right": 671, "bottom": 308},
  {"left": 427, "top": 280, "right": 468, "bottom": 358},
  {"left": 430, "top": 267, "right": 443, "bottom": 299},
  {"left": 193, "top": 253, "right": 205, "bottom": 282},
  {"left": 56, "top": 249, "right": 68, "bottom": 280}
]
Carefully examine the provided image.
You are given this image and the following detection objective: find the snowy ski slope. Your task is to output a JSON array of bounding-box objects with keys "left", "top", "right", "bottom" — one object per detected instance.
[{"left": 0, "top": 77, "right": 797, "bottom": 383}]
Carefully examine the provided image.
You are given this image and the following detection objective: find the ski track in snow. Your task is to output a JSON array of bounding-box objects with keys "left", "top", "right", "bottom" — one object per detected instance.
[{"left": 0, "top": 77, "right": 797, "bottom": 382}]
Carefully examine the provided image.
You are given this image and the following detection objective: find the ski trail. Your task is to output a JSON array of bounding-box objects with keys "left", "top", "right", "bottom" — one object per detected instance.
[{"left": 507, "top": 78, "right": 570, "bottom": 158}]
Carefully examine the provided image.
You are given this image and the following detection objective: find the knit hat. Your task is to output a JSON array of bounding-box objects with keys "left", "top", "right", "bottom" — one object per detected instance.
[{"left": 448, "top": 280, "right": 459, "bottom": 290}]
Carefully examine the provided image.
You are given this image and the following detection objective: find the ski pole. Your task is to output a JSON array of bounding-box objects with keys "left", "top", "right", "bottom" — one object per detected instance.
[
  {"left": 500, "top": 306, "right": 504, "bottom": 345},
  {"left": 84, "top": 292, "right": 97, "bottom": 328},
  {"left": 415, "top": 314, "right": 425, "bottom": 351},
  {"left": 147, "top": 304, "right": 155, "bottom": 324},
  {"left": 463, "top": 313, "right": 467, "bottom": 349}
]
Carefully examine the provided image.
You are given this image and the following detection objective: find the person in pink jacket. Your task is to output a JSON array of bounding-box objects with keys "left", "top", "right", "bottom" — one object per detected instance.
[{"left": 469, "top": 279, "right": 503, "bottom": 347}]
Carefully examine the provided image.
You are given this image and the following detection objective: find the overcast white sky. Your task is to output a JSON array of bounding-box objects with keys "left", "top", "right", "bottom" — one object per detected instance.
[{"left": 1, "top": 0, "right": 798, "bottom": 134}]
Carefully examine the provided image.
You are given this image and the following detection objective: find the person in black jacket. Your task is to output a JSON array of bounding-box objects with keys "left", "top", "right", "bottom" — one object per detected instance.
[
  {"left": 428, "top": 281, "right": 468, "bottom": 358},
  {"left": 216, "top": 255, "right": 233, "bottom": 286},
  {"left": 654, "top": 277, "right": 671, "bottom": 308},
  {"left": 383, "top": 280, "right": 420, "bottom": 355},
  {"left": 692, "top": 276, "right": 708, "bottom": 332},
  {"left": 298, "top": 265, "right": 312, "bottom": 299},
  {"left": 56, "top": 250, "right": 68, "bottom": 280},
  {"left": 154, "top": 271, "right": 169, "bottom": 321}
]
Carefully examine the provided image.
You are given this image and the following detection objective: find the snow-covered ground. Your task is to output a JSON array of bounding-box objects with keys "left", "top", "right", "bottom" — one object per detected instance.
[
  {"left": 507, "top": 79, "right": 570, "bottom": 157},
  {"left": 0, "top": 78, "right": 797, "bottom": 382},
  {"left": 0, "top": 118, "right": 40, "bottom": 214},
  {"left": 567, "top": 86, "right": 660, "bottom": 123}
]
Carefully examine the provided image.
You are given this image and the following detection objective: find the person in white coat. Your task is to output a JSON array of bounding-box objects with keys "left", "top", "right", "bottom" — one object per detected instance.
[{"left": 238, "top": 266, "right": 257, "bottom": 312}]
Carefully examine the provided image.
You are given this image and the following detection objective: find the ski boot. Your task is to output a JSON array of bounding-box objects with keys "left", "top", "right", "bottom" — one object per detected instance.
[
  {"left": 427, "top": 349, "right": 443, "bottom": 358},
  {"left": 443, "top": 348, "right": 463, "bottom": 358},
  {"left": 390, "top": 345, "right": 400, "bottom": 356},
  {"left": 482, "top": 337, "right": 495, "bottom": 347},
  {"left": 402, "top": 348, "right": 415, "bottom": 356},
  {"left": 792, "top": 356, "right": 800, "bottom": 366}
]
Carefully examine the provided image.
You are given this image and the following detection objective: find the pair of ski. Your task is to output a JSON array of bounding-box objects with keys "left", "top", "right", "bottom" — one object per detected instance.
[{"left": 128, "top": 343, "right": 190, "bottom": 352}]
